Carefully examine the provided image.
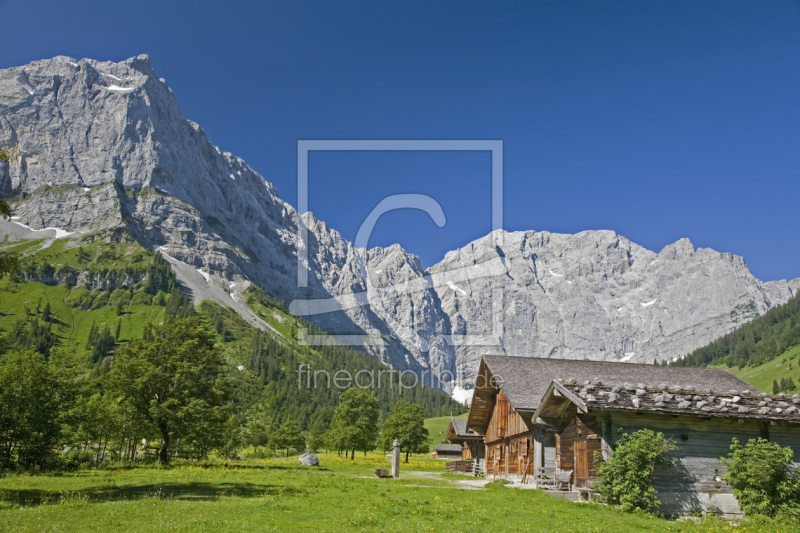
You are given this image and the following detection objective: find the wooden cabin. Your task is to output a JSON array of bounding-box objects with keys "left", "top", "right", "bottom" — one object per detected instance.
[
  {"left": 445, "top": 417, "right": 485, "bottom": 461},
  {"left": 432, "top": 444, "right": 463, "bottom": 459},
  {"left": 445, "top": 417, "right": 486, "bottom": 474},
  {"left": 466, "top": 355, "right": 800, "bottom": 515}
]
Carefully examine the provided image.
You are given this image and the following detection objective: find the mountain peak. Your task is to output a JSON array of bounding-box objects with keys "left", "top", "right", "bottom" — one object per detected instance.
[{"left": 1, "top": 55, "right": 795, "bottom": 389}]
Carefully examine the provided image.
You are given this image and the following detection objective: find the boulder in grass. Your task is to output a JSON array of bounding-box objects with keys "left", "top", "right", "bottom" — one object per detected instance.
[{"left": 298, "top": 452, "right": 319, "bottom": 466}]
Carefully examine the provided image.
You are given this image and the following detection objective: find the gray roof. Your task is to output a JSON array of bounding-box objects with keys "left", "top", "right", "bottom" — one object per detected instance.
[
  {"left": 482, "top": 355, "right": 754, "bottom": 412},
  {"left": 434, "top": 444, "right": 463, "bottom": 453},
  {"left": 451, "top": 419, "right": 469, "bottom": 436},
  {"left": 539, "top": 380, "right": 800, "bottom": 423}
]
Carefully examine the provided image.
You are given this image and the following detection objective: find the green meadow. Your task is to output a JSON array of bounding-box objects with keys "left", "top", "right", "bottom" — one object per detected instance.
[
  {"left": 0, "top": 453, "right": 789, "bottom": 533},
  {"left": 424, "top": 413, "right": 468, "bottom": 446},
  {"left": 726, "top": 344, "right": 800, "bottom": 394}
]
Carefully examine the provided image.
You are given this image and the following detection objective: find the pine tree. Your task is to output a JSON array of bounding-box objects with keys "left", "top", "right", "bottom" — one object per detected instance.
[
  {"left": 91, "top": 327, "right": 116, "bottom": 364},
  {"left": 11, "top": 316, "right": 59, "bottom": 357},
  {"left": 86, "top": 321, "right": 98, "bottom": 350},
  {"left": 115, "top": 319, "right": 122, "bottom": 341},
  {"left": 42, "top": 302, "right": 51, "bottom": 323},
  {"left": 773, "top": 380, "right": 780, "bottom": 394}
]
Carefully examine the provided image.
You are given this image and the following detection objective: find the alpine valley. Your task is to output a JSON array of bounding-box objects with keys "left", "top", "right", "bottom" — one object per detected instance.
[{"left": 1, "top": 55, "right": 798, "bottom": 394}]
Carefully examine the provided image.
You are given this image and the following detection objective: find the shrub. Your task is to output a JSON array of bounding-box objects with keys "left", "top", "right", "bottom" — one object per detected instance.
[
  {"left": 593, "top": 428, "right": 676, "bottom": 512},
  {"left": 721, "top": 438, "right": 800, "bottom": 520}
]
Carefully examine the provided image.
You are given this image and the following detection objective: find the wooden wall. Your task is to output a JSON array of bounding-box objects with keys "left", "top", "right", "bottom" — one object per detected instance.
[
  {"left": 485, "top": 435, "right": 535, "bottom": 477},
  {"left": 608, "top": 412, "right": 800, "bottom": 516},
  {"left": 462, "top": 445, "right": 471, "bottom": 460},
  {"left": 485, "top": 392, "right": 529, "bottom": 443},
  {"left": 770, "top": 422, "right": 800, "bottom": 462},
  {"left": 483, "top": 391, "right": 534, "bottom": 478},
  {"left": 555, "top": 406, "right": 603, "bottom": 487}
]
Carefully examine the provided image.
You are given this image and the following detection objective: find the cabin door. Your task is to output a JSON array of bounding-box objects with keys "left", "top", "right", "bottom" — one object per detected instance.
[{"left": 574, "top": 441, "right": 588, "bottom": 488}]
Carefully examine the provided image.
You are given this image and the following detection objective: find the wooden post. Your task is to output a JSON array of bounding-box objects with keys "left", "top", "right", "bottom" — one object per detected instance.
[
  {"left": 505, "top": 439, "right": 509, "bottom": 479},
  {"left": 391, "top": 439, "right": 400, "bottom": 478}
]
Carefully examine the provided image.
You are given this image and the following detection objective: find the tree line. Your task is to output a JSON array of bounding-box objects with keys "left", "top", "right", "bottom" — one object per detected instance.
[
  {"left": 0, "top": 315, "right": 435, "bottom": 469},
  {"left": 0, "top": 225, "right": 464, "bottom": 469},
  {"left": 0, "top": 255, "right": 461, "bottom": 469},
  {"left": 672, "top": 294, "right": 800, "bottom": 369}
]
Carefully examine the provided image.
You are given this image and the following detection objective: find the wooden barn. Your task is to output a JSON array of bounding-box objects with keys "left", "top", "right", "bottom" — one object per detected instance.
[
  {"left": 466, "top": 355, "right": 800, "bottom": 516},
  {"left": 445, "top": 417, "right": 485, "bottom": 461},
  {"left": 432, "top": 444, "right": 463, "bottom": 460},
  {"left": 445, "top": 417, "right": 486, "bottom": 475}
]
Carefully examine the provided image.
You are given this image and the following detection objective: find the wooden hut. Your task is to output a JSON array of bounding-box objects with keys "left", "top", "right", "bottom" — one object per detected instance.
[
  {"left": 446, "top": 418, "right": 484, "bottom": 459},
  {"left": 432, "top": 444, "right": 463, "bottom": 460},
  {"left": 445, "top": 417, "right": 486, "bottom": 474},
  {"left": 466, "top": 355, "right": 800, "bottom": 515}
]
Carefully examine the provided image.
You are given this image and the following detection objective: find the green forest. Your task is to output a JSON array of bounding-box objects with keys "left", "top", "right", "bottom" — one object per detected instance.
[
  {"left": 672, "top": 293, "right": 800, "bottom": 392},
  {"left": 0, "top": 230, "right": 464, "bottom": 469}
]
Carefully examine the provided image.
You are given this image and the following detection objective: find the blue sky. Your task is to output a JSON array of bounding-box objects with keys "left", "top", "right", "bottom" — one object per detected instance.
[{"left": 2, "top": 1, "right": 799, "bottom": 281}]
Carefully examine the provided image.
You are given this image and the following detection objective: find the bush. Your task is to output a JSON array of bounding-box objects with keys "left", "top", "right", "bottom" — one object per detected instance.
[
  {"left": 57, "top": 450, "right": 97, "bottom": 471},
  {"left": 721, "top": 438, "right": 800, "bottom": 520},
  {"left": 593, "top": 429, "right": 676, "bottom": 512}
]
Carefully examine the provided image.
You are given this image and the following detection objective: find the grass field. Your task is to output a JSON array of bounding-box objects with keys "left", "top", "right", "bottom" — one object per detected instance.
[
  {"left": 0, "top": 453, "right": 787, "bottom": 532},
  {"left": 0, "top": 278, "right": 167, "bottom": 354},
  {"left": 424, "top": 413, "right": 469, "bottom": 446},
  {"left": 723, "top": 345, "right": 800, "bottom": 394},
  {"left": 0, "top": 235, "right": 168, "bottom": 359}
]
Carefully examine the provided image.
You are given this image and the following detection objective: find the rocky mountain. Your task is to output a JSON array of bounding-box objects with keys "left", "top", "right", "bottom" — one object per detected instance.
[{"left": 1, "top": 55, "right": 797, "bottom": 391}]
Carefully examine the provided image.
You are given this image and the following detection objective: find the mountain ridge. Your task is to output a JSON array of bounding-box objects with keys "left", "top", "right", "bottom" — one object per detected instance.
[{"left": 1, "top": 54, "right": 797, "bottom": 390}]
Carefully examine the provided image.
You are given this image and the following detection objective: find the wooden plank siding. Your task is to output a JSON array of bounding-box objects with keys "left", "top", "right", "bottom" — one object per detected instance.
[
  {"left": 461, "top": 445, "right": 472, "bottom": 460},
  {"left": 555, "top": 406, "right": 603, "bottom": 488},
  {"left": 485, "top": 392, "right": 529, "bottom": 443},
  {"left": 485, "top": 436, "right": 536, "bottom": 478},
  {"left": 446, "top": 460, "right": 473, "bottom": 473},
  {"left": 603, "top": 411, "right": 800, "bottom": 516},
  {"left": 770, "top": 422, "right": 800, "bottom": 463},
  {"left": 483, "top": 391, "right": 534, "bottom": 479}
]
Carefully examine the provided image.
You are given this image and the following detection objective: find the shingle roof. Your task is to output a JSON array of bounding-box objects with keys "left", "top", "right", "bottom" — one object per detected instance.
[
  {"left": 543, "top": 379, "right": 800, "bottom": 423},
  {"left": 451, "top": 419, "right": 469, "bottom": 436},
  {"left": 482, "top": 355, "right": 754, "bottom": 412},
  {"left": 434, "top": 444, "right": 463, "bottom": 453},
  {"left": 446, "top": 417, "right": 484, "bottom": 442}
]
